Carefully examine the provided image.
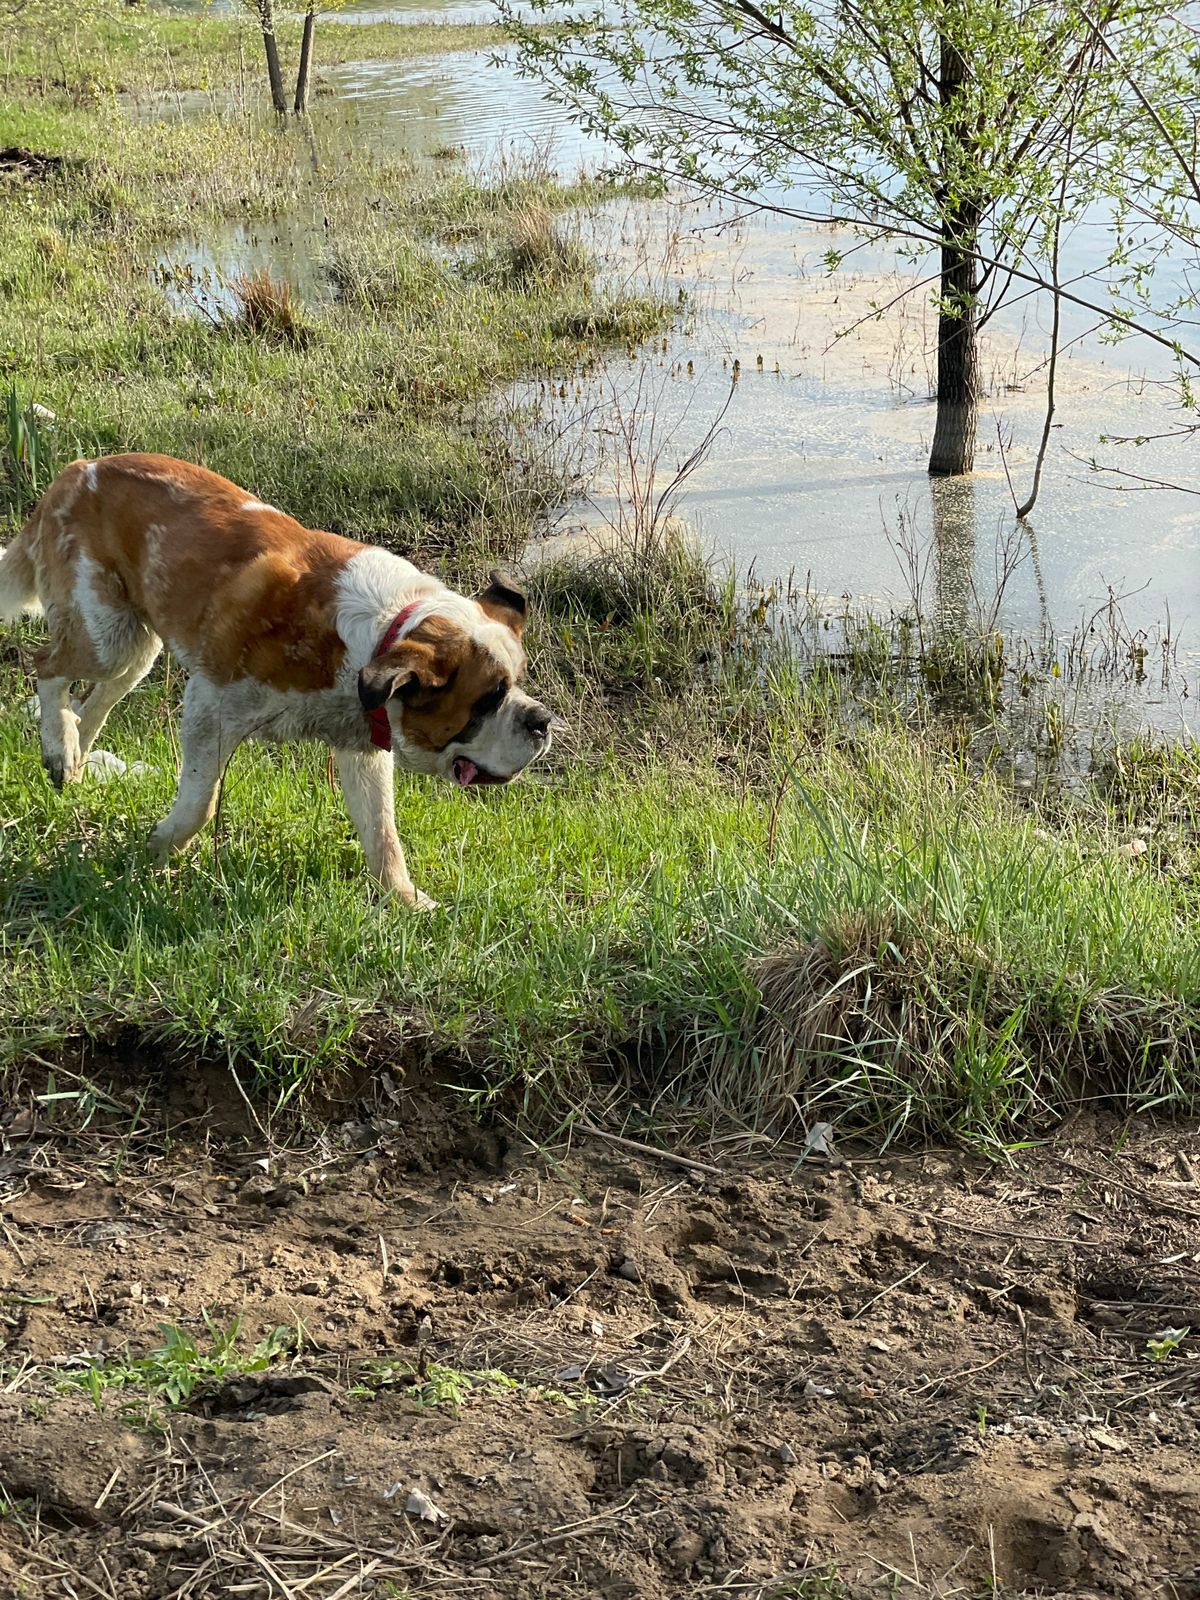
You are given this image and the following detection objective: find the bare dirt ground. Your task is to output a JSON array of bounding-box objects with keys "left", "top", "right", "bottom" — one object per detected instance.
[{"left": 1, "top": 1061, "right": 1198, "bottom": 1600}]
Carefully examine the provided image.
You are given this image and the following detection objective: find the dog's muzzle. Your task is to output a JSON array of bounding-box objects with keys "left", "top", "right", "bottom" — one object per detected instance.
[{"left": 449, "top": 699, "right": 554, "bottom": 788}]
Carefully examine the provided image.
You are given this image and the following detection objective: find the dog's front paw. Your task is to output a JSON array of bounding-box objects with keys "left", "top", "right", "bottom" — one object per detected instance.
[
  {"left": 43, "top": 753, "right": 81, "bottom": 791},
  {"left": 399, "top": 884, "right": 439, "bottom": 912},
  {"left": 147, "top": 826, "right": 177, "bottom": 866}
]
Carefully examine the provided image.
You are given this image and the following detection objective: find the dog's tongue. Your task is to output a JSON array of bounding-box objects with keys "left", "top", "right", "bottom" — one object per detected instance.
[{"left": 454, "top": 757, "right": 479, "bottom": 787}]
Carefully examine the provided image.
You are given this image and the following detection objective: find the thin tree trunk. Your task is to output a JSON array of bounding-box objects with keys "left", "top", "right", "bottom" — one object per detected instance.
[
  {"left": 294, "top": 6, "right": 315, "bottom": 114},
  {"left": 1015, "top": 256, "right": 1059, "bottom": 518},
  {"left": 1016, "top": 127, "right": 1071, "bottom": 519},
  {"left": 928, "top": 25, "right": 980, "bottom": 477},
  {"left": 257, "top": 0, "right": 287, "bottom": 115}
]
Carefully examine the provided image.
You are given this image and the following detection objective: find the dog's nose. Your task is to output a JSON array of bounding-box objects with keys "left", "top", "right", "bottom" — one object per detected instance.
[{"left": 524, "top": 704, "right": 552, "bottom": 741}]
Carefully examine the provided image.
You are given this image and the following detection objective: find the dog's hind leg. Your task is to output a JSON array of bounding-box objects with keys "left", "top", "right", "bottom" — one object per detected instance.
[
  {"left": 149, "top": 676, "right": 239, "bottom": 863},
  {"left": 334, "top": 748, "right": 436, "bottom": 910},
  {"left": 36, "top": 618, "right": 161, "bottom": 786},
  {"left": 31, "top": 533, "right": 161, "bottom": 785},
  {"left": 75, "top": 634, "right": 162, "bottom": 762},
  {"left": 35, "top": 674, "right": 83, "bottom": 790}
]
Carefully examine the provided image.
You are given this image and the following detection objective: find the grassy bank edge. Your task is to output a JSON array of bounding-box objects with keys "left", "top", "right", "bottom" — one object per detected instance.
[{"left": 3, "top": 555, "right": 1199, "bottom": 1153}]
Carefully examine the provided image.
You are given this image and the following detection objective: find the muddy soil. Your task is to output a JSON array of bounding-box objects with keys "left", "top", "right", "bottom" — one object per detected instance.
[{"left": 1, "top": 1065, "right": 1198, "bottom": 1599}]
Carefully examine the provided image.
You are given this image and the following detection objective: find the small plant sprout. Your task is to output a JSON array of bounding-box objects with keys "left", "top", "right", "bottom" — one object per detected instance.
[
  {"left": 60, "top": 1314, "right": 298, "bottom": 1420},
  {"left": 1145, "top": 1327, "right": 1189, "bottom": 1362}
]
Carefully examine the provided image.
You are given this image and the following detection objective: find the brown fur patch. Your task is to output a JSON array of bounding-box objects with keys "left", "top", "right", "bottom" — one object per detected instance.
[
  {"left": 23, "top": 454, "right": 364, "bottom": 691},
  {"left": 379, "top": 614, "right": 513, "bottom": 751}
]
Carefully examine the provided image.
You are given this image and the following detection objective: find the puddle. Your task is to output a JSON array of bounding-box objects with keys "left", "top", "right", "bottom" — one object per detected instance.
[{"left": 130, "top": 10, "right": 1200, "bottom": 731}]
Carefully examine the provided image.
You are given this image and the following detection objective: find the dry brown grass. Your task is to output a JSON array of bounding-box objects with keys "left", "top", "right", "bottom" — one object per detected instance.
[
  {"left": 228, "top": 268, "right": 311, "bottom": 347},
  {"left": 746, "top": 911, "right": 981, "bottom": 1134}
]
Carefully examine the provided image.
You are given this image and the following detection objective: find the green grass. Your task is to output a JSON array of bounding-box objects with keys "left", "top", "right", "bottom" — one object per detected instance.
[
  {"left": 33, "top": 1315, "right": 299, "bottom": 1429},
  {"left": 349, "top": 1358, "right": 588, "bottom": 1413}
]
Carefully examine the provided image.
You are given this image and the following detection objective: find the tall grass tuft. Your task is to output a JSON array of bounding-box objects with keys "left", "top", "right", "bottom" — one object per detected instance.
[
  {"left": 505, "top": 203, "right": 592, "bottom": 285},
  {"left": 227, "top": 269, "right": 311, "bottom": 348},
  {"left": 3, "top": 385, "right": 56, "bottom": 513}
]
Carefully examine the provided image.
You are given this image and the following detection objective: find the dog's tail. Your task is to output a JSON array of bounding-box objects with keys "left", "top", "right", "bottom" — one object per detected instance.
[{"left": 0, "top": 513, "right": 42, "bottom": 621}]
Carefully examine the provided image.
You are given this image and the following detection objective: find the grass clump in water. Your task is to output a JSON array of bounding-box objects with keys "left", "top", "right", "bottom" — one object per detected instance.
[
  {"left": 228, "top": 268, "right": 311, "bottom": 348},
  {"left": 505, "top": 203, "right": 593, "bottom": 286}
]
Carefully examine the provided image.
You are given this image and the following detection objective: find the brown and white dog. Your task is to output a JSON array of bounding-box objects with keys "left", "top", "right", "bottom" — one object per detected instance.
[{"left": 0, "top": 453, "right": 554, "bottom": 907}]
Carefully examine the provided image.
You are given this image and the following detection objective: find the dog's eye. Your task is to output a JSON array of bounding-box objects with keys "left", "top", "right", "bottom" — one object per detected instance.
[{"left": 473, "top": 682, "right": 508, "bottom": 718}]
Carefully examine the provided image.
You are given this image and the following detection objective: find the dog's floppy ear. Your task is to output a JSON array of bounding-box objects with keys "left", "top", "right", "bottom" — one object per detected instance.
[
  {"left": 357, "top": 642, "right": 450, "bottom": 712},
  {"left": 477, "top": 569, "right": 527, "bottom": 637}
]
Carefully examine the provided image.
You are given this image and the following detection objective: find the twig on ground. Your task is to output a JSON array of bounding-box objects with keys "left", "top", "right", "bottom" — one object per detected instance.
[
  {"left": 575, "top": 1119, "right": 724, "bottom": 1178},
  {"left": 848, "top": 1260, "right": 925, "bottom": 1321}
]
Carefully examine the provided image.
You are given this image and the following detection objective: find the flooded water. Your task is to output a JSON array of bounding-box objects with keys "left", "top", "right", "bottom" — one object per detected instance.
[
  {"left": 319, "top": 52, "right": 606, "bottom": 165},
  {"left": 132, "top": 6, "right": 1199, "bottom": 732}
]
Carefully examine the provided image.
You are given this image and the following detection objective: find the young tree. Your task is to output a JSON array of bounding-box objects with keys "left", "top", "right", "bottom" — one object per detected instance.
[
  {"left": 504, "top": 0, "right": 1182, "bottom": 476},
  {"left": 294, "top": 1, "right": 317, "bottom": 113},
  {"left": 241, "top": 0, "right": 287, "bottom": 114},
  {"left": 293, "top": 0, "right": 348, "bottom": 114}
]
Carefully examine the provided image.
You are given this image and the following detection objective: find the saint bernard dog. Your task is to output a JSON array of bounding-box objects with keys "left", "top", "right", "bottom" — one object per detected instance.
[{"left": 0, "top": 453, "right": 554, "bottom": 908}]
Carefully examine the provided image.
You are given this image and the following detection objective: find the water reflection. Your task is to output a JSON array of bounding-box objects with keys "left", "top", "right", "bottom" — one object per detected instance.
[
  {"left": 930, "top": 478, "right": 976, "bottom": 649},
  {"left": 123, "top": 37, "right": 609, "bottom": 170},
  {"left": 320, "top": 53, "right": 608, "bottom": 166}
]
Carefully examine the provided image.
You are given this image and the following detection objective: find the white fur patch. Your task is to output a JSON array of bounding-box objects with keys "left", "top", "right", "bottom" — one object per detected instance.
[
  {"left": 334, "top": 548, "right": 523, "bottom": 676},
  {"left": 73, "top": 552, "right": 150, "bottom": 672},
  {"left": 335, "top": 547, "right": 436, "bottom": 666},
  {"left": 241, "top": 499, "right": 278, "bottom": 513},
  {"left": 85, "top": 461, "right": 99, "bottom": 492}
]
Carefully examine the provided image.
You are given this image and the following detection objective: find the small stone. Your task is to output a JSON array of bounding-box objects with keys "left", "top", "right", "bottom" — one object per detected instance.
[
  {"left": 237, "top": 1174, "right": 295, "bottom": 1207},
  {"left": 84, "top": 749, "right": 127, "bottom": 781},
  {"left": 1090, "top": 1428, "right": 1130, "bottom": 1453},
  {"left": 617, "top": 1258, "right": 640, "bottom": 1283},
  {"left": 132, "top": 1531, "right": 187, "bottom": 1552},
  {"left": 777, "top": 1442, "right": 797, "bottom": 1465}
]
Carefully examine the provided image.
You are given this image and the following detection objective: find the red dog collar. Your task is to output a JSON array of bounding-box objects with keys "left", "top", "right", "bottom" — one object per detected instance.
[{"left": 367, "top": 599, "right": 422, "bottom": 750}]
